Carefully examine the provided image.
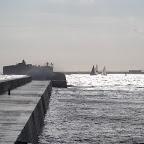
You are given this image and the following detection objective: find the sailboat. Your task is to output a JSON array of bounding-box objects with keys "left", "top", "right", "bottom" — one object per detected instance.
[
  {"left": 95, "top": 64, "right": 99, "bottom": 75},
  {"left": 102, "top": 66, "right": 107, "bottom": 76},
  {"left": 90, "top": 65, "right": 96, "bottom": 75}
]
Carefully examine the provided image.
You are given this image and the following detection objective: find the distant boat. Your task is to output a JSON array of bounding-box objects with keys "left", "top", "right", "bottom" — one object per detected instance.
[
  {"left": 95, "top": 64, "right": 99, "bottom": 75},
  {"left": 90, "top": 65, "right": 96, "bottom": 75},
  {"left": 102, "top": 66, "right": 107, "bottom": 76}
]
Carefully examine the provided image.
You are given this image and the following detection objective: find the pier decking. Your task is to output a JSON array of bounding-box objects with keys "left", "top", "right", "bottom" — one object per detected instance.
[{"left": 0, "top": 80, "right": 52, "bottom": 144}]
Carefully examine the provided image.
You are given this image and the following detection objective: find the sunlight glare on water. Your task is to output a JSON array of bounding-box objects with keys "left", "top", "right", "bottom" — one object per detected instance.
[
  {"left": 39, "top": 74, "right": 144, "bottom": 144},
  {"left": 67, "top": 74, "right": 144, "bottom": 91}
]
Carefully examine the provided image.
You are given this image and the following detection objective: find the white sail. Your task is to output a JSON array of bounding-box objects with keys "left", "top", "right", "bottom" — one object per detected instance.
[
  {"left": 90, "top": 65, "right": 96, "bottom": 75},
  {"left": 102, "top": 66, "right": 107, "bottom": 75},
  {"left": 95, "top": 65, "right": 98, "bottom": 75}
]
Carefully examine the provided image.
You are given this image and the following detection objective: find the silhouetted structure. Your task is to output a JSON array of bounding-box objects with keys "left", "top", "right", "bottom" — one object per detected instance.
[
  {"left": 3, "top": 60, "right": 67, "bottom": 87},
  {"left": 3, "top": 60, "right": 54, "bottom": 80},
  {"left": 129, "top": 70, "right": 142, "bottom": 74}
]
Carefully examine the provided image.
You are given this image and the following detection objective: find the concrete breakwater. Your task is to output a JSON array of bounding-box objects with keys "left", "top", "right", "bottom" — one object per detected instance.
[
  {"left": 0, "top": 76, "right": 32, "bottom": 94},
  {"left": 0, "top": 79, "right": 52, "bottom": 144},
  {"left": 52, "top": 72, "right": 67, "bottom": 88}
]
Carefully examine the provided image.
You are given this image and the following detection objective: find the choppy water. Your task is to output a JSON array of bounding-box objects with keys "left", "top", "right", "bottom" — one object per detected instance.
[{"left": 39, "top": 74, "right": 144, "bottom": 144}]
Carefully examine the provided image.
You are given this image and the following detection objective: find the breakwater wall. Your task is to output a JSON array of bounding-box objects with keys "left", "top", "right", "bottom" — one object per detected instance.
[
  {"left": 0, "top": 76, "right": 32, "bottom": 94},
  {"left": 15, "top": 81, "right": 52, "bottom": 144},
  {"left": 0, "top": 80, "right": 52, "bottom": 144},
  {"left": 52, "top": 72, "right": 67, "bottom": 88}
]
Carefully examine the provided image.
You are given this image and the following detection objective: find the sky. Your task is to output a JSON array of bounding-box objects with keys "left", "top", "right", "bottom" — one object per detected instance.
[{"left": 0, "top": 0, "right": 144, "bottom": 72}]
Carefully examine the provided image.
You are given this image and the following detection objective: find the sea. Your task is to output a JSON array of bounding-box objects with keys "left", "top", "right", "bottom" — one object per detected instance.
[{"left": 39, "top": 74, "right": 144, "bottom": 144}]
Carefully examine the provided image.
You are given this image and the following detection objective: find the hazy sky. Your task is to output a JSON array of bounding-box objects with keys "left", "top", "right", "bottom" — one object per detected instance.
[{"left": 0, "top": 0, "right": 144, "bottom": 72}]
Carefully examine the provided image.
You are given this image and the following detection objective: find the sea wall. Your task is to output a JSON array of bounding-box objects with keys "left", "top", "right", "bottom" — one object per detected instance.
[
  {"left": 52, "top": 72, "right": 67, "bottom": 88},
  {"left": 15, "top": 81, "right": 52, "bottom": 144},
  {"left": 0, "top": 76, "right": 32, "bottom": 94}
]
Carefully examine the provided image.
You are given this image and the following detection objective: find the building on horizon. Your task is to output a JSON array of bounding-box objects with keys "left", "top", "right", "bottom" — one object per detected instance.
[{"left": 3, "top": 60, "right": 54, "bottom": 80}]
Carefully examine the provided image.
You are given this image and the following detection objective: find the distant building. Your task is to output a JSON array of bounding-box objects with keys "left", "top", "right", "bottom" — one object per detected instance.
[
  {"left": 129, "top": 70, "right": 142, "bottom": 74},
  {"left": 3, "top": 60, "right": 54, "bottom": 80}
]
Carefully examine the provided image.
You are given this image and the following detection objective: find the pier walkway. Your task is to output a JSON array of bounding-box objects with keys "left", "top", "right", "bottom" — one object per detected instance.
[{"left": 0, "top": 80, "right": 51, "bottom": 144}]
